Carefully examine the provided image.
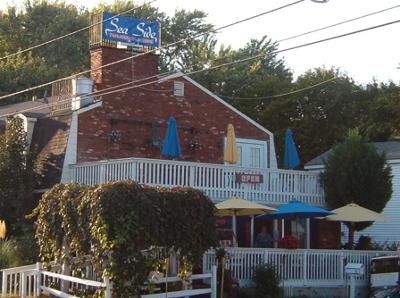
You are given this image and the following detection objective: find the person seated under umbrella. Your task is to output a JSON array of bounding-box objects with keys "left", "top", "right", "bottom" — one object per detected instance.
[{"left": 255, "top": 226, "right": 273, "bottom": 248}]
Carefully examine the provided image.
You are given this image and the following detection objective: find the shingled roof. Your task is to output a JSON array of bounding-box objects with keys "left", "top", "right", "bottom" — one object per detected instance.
[
  {"left": 30, "top": 113, "right": 72, "bottom": 190},
  {"left": 305, "top": 142, "right": 400, "bottom": 168},
  {"left": 0, "top": 100, "right": 50, "bottom": 118}
]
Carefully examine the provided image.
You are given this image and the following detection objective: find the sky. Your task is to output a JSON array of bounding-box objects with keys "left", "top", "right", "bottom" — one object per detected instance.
[{"left": 1, "top": 0, "right": 400, "bottom": 84}]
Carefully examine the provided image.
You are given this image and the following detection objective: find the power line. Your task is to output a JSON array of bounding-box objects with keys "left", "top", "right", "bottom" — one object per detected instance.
[
  {"left": 4, "top": 17, "right": 400, "bottom": 118},
  {"left": 0, "top": 0, "right": 307, "bottom": 101},
  {"left": 278, "top": 4, "right": 400, "bottom": 43},
  {"left": 0, "top": 0, "right": 158, "bottom": 61},
  {"left": 221, "top": 77, "right": 337, "bottom": 100}
]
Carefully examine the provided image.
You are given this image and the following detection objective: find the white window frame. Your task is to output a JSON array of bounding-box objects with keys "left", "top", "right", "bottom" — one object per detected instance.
[{"left": 224, "top": 137, "right": 269, "bottom": 168}]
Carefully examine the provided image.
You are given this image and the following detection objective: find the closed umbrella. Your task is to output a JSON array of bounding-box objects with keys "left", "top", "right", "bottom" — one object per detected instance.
[
  {"left": 283, "top": 128, "right": 301, "bottom": 169},
  {"left": 224, "top": 124, "right": 238, "bottom": 164},
  {"left": 257, "top": 200, "right": 334, "bottom": 248},
  {"left": 215, "top": 197, "right": 275, "bottom": 245},
  {"left": 161, "top": 117, "right": 181, "bottom": 159},
  {"left": 323, "top": 203, "right": 390, "bottom": 248}
]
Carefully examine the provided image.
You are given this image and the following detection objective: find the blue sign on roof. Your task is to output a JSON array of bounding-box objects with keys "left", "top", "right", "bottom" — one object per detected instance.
[{"left": 102, "top": 12, "right": 160, "bottom": 47}]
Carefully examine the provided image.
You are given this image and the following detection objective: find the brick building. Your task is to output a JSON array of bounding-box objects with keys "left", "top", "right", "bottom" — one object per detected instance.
[{"left": 0, "top": 44, "right": 337, "bottom": 248}]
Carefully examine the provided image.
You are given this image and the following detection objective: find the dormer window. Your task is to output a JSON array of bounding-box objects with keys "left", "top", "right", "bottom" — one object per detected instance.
[{"left": 174, "top": 81, "right": 184, "bottom": 97}]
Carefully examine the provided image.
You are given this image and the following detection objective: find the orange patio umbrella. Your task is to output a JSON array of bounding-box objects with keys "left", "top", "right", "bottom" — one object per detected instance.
[{"left": 224, "top": 124, "right": 238, "bottom": 164}]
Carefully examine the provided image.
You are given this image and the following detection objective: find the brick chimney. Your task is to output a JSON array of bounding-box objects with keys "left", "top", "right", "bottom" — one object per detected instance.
[{"left": 90, "top": 47, "right": 160, "bottom": 92}]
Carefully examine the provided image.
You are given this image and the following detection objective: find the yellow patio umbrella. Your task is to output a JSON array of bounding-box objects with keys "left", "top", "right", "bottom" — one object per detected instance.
[
  {"left": 215, "top": 197, "right": 276, "bottom": 245},
  {"left": 224, "top": 124, "right": 238, "bottom": 164},
  {"left": 323, "top": 203, "right": 390, "bottom": 248}
]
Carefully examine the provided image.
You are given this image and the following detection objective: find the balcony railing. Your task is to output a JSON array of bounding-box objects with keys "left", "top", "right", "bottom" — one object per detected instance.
[{"left": 70, "top": 157, "right": 325, "bottom": 206}]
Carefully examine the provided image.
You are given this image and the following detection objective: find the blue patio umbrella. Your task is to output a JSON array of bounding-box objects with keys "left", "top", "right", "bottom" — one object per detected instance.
[
  {"left": 161, "top": 117, "right": 182, "bottom": 159},
  {"left": 283, "top": 128, "right": 301, "bottom": 169},
  {"left": 257, "top": 200, "right": 334, "bottom": 248},
  {"left": 257, "top": 200, "right": 334, "bottom": 220}
]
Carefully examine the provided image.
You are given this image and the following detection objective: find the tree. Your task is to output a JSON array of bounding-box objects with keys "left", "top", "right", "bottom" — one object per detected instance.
[
  {"left": 0, "top": 2, "right": 89, "bottom": 102},
  {"left": 0, "top": 1, "right": 217, "bottom": 103},
  {"left": 0, "top": 117, "right": 36, "bottom": 236},
  {"left": 320, "top": 130, "right": 392, "bottom": 245},
  {"left": 258, "top": 67, "right": 364, "bottom": 164},
  {"left": 360, "top": 81, "right": 400, "bottom": 141}
]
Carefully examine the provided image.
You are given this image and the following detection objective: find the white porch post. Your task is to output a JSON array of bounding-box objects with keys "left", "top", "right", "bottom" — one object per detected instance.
[
  {"left": 273, "top": 219, "right": 279, "bottom": 248},
  {"left": 232, "top": 215, "right": 237, "bottom": 245},
  {"left": 250, "top": 215, "right": 254, "bottom": 247},
  {"left": 306, "top": 218, "right": 311, "bottom": 249}
]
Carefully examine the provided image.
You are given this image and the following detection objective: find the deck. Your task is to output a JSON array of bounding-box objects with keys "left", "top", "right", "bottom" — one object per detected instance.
[{"left": 69, "top": 157, "right": 325, "bottom": 206}]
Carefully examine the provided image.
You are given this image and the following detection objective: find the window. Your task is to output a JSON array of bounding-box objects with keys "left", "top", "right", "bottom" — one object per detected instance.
[
  {"left": 250, "top": 147, "right": 261, "bottom": 168},
  {"left": 224, "top": 138, "right": 268, "bottom": 168},
  {"left": 174, "top": 81, "right": 184, "bottom": 96},
  {"left": 237, "top": 146, "right": 242, "bottom": 166}
]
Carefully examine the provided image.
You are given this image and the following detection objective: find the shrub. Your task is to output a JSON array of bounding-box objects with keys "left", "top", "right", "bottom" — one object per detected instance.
[
  {"left": 32, "top": 182, "right": 217, "bottom": 297},
  {"left": 0, "top": 239, "right": 24, "bottom": 269},
  {"left": 253, "top": 264, "right": 283, "bottom": 298}
]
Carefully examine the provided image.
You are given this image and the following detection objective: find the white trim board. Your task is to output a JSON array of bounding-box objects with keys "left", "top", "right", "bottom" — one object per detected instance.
[{"left": 60, "top": 101, "right": 102, "bottom": 183}]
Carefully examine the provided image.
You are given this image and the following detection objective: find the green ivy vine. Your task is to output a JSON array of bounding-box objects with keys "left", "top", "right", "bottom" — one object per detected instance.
[{"left": 31, "top": 181, "right": 217, "bottom": 297}]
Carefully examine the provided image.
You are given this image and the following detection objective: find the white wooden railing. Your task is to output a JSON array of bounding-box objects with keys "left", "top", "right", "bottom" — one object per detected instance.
[
  {"left": 202, "top": 248, "right": 396, "bottom": 287},
  {"left": 70, "top": 157, "right": 325, "bottom": 206},
  {"left": 142, "top": 265, "right": 217, "bottom": 298},
  {"left": 1, "top": 262, "right": 110, "bottom": 298}
]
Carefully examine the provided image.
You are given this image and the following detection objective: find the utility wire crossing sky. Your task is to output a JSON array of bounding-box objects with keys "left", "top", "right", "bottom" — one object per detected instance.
[{"left": 1, "top": 0, "right": 400, "bottom": 84}]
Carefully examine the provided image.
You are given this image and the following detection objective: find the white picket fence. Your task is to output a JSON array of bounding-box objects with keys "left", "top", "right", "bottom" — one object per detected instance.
[
  {"left": 202, "top": 248, "right": 396, "bottom": 287},
  {"left": 142, "top": 265, "right": 217, "bottom": 298},
  {"left": 1, "top": 262, "right": 217, "bottom": 298},
  {"left": 70, "top": 157, "right": 325, "bottom": 206},
  {"left": 1, "top": 262, "right": 110, "bottom": 298}
]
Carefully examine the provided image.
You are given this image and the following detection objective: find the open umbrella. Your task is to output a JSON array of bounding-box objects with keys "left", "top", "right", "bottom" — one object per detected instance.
[
  {"left": 258, "top": 200, "right": 334, "bottom": 248},
  {"left": 161, "top": 117, "right": 181, "bottom": 159},
  {"left": 323, "top": 203, "right": 390, "bottom": 248},
  {"left": 283, "top": 128, "right": 301, "bottom": 169},
  {"left": 215, "top": 197, "right": 275, "bottom": 245},
  {"left": 224, "top": 124, "right": 238, "bottom": 164}
]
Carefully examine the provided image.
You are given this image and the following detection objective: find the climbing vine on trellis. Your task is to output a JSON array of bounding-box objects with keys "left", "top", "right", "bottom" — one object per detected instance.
[{"left": 31, "top": 181, "right": 217, "bottom": 297}]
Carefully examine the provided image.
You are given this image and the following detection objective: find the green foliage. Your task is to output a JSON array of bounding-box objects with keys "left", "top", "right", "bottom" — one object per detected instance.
[
  {"left": 0, "top": 1, "right": 216, "bottom": 102},
  {"left": 320, "top": 130, "right": 392, "bottom": 231},
  {"left": 0, "top": 233, "right": 38, "bottom": 269},
  {"left": 0, "top": 2, "right": 89, "bottom": 102},
  {"left": 32, "top": 181, "right": 217, "bottom": 297},
  {"left": 0, "top": 117, "right": 36, "bottom": 236},
  {"left": 253, "top": 264, "right": 283, "bottom": 298},
  {"left": 0, "top": 239, "right": 24, "bottom": 269}
]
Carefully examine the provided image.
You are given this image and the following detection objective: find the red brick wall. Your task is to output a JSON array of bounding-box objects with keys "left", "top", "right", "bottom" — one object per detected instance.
[{"left": 77, "top": 47, "right": 270, "bottom": 163}]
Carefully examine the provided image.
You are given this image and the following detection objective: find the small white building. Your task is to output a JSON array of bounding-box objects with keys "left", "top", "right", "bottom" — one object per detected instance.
[{"left": 305, "top": 142, "right": 400, "bottom": 245}]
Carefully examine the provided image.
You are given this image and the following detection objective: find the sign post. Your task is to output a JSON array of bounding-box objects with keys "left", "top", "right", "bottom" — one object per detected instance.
[{"left": 397, "top": 246, "right": 400, "bottom": 286}]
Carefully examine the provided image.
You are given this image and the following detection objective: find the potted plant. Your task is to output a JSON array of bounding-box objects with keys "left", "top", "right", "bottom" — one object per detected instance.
[{"left": 278, "top": 235, "right": 300, "bottom": 249}]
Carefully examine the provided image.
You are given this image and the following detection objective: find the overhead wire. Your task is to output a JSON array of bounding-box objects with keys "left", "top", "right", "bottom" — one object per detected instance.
[
  {"left": 0, "top": 0, "right": 307, "bottom": 101},
  {"left": 221, "top": 76, "right": 337, "bottom": 100},
  {"left": 0, "top": 0, "right": 158, "bottom": 61},
  {"left": 3, "top": 17, "right": 400, "bottom": 118},
  {"left": 277, "top": 3, "right": 400, "bottom": 43}
]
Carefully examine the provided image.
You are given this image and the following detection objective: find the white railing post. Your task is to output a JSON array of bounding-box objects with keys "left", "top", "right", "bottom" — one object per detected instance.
[
  {"left": 189, "top": 165, "right": 195, "bottom": 187},
  {"left": 340, "top": 251, "right": 345, "bottom": 282},
  {"left": 21, "top": 272, "right": 26, "bottom": 298},
  {"left": 263, "top": 250, "right": 268, "bottom": 265},
  {"left": 131, "top": 161, "right": 137, "bottom": 181},
  {"left": 99, "top": 164, "right": 106, "bottom": 184},
  {"left": 35, "top": 262, "right": 41, "bottom": 297},
  {"left": 303, "top": 250, "right": 308, "bottom": 285},
  {"left": 211, "top": 265, "right": 217, "bottom": 298},
  {"left": 2, "top": 270, "right": 7, "bottom": 297},
  {"left": 104, "top": 275, "right": 112, "bottom": 298}
]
